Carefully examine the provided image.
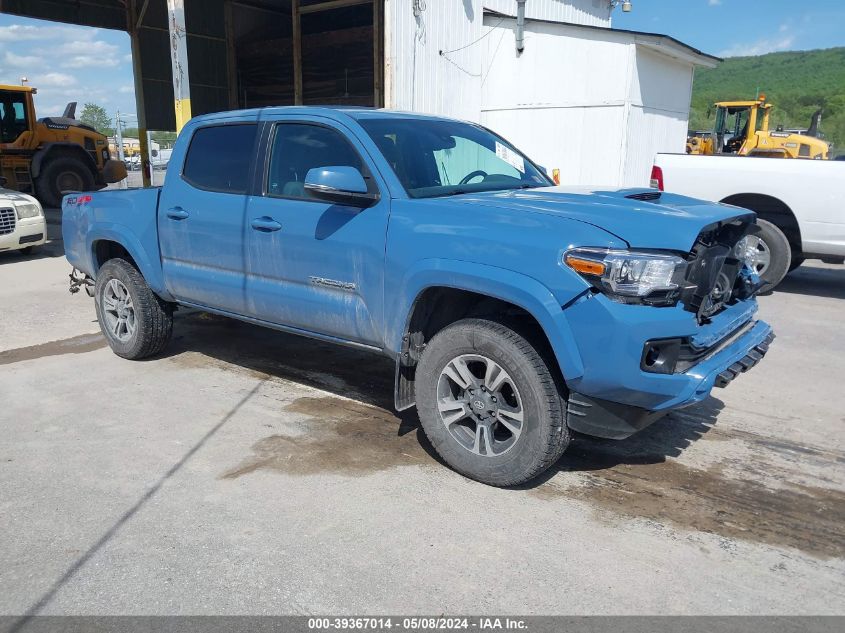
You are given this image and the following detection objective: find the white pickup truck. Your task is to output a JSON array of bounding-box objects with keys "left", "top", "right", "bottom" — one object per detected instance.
[{"left": 651, "top": 154, "right": 845, "bottom": 289}]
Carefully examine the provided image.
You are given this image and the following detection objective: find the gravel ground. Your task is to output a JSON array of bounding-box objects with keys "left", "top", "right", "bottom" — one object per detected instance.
[{"left": 1, "top": 217, "right": 843, "bottom": 615}]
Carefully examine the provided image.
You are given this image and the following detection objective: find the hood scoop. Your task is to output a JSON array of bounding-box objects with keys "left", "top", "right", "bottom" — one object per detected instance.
[{"left": 625, "top": 191, "right": 662, "bottom": 202}]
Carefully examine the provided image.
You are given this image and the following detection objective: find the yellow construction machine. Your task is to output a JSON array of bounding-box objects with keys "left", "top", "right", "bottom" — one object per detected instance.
[
  {"left": 687, "top": 95, "right": 830, "bottom": 160},
  {"left": 0, "top": 84, "right": 127, "bottom": 208}
]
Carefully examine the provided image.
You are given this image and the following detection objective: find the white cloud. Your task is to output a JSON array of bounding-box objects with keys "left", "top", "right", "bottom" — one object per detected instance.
[
  {"left": 719, "top": 34, "right": 795, "bottom": 57},
  {"left": 0, "top": 23, "right": 93, "bottom": 43},
  {"left": 708, "top": 0, "right": 722, "bottom": 6},
  {"left": 2, "top": 50, "right": 44, "bottom": 69},
  {"left": 34, "top": 72, "right": 79, "bottom": 88},
  {"left": 58, "top": 39, "right": 120, "bottom": 68},
  {"left": 118, "top": 84, "right": 135, "bottom": 94}
]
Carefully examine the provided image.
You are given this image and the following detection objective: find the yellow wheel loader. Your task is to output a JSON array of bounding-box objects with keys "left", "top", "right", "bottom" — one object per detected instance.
[
  {"left": 687, "top": 96, "right": 830, "bottom": 160},
  {"left": 0, "top": 85, "right": 127, "bottom": 208}
]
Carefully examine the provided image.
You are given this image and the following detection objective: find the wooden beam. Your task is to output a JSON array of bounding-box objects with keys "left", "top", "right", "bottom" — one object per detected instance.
[
  {"left": 373, "top": 0, "right": 382, "bottom": 107},
  {"left": 299, "top": 0, "right": 372, "bottom": 15},
  {"left": 224, "top": 0, "right": 238, "bottom": 109},
  {"left": 292, "top": 0, "right": 302, "bottom": 105}
]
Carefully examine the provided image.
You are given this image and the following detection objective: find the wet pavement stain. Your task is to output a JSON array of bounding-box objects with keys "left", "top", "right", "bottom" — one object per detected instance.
[
  {"left": 163, "top": 312, "right": 845, "bottom": 559},
  {"left": 0, "top": 333, "right": 106, "bottom": 365},
  {"left": 535, "top": 444, "right": 845, "bottom": 559},
  {"left": 222, "top": 396, "right": 429, "bottom": 479}
]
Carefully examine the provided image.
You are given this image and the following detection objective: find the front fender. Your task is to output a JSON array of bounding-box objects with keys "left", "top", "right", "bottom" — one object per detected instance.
[
  {"left": 388, "top": 259, "right": 585, "bottom": 382},
  {"left": 86, "top": 224, "right": 173, "bottom": 301}
]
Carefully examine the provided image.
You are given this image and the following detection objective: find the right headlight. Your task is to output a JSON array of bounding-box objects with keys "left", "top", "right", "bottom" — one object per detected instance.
[
  {"left": 564, "top": 247, "right": 689, "bottom": 306},
  {"left": 14, "top": 202, "right": 43, "bottom": 219}
]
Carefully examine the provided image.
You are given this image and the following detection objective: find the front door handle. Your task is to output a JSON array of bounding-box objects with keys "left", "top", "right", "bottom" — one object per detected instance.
[
  {"left": 251, "top": 216, "right": 283, "bottom": 232},
  {"left": 166, "top": 207, "right": 189, "bottom": 220}
]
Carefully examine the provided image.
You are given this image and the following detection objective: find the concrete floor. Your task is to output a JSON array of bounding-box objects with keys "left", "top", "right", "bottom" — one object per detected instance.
[{"left": 1, "top": 215, "right": 844, "bottom": 615}]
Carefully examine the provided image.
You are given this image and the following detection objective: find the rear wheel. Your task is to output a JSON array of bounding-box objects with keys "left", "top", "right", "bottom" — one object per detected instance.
[
  {"left": 94, "top": 258, "right": 173, "bottom": 359},
  {"left": 747, "top": 219, "right": 791, "bottom": 291},
  {"left": 415, "top": 318, "right": 569, "bottom": 487},
  {"left": 35, "top": 156, "right": 95, "bottom": 208}
]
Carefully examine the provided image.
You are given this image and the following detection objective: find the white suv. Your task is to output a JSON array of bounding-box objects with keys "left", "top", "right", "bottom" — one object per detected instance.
[{"left": 0, "top": 189, "right": 47, "bottom": 255}]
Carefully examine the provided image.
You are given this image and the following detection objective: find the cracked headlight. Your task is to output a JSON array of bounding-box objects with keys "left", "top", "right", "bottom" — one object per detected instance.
[
  {"left": 564, "top": 248, "right": 689, "bottom": 306},
  {"left": 15, "top": 202, "right": 43, "bottom": 219}
]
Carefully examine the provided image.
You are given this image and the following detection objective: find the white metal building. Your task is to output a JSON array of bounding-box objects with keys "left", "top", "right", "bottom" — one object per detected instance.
[{"left": 385, "top": 0, "right": 719, "bottom": 187}]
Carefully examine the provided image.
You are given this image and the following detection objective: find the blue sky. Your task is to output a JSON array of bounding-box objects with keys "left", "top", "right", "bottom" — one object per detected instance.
[
  {"left": 0, "top": 16, "right": 136, "bottom": 122},
  {"left": 2, "top": 1, "right": 845, "bottom": 124},
  {"left": 613, "top": 0, "right": 845, "bottom": 58}
]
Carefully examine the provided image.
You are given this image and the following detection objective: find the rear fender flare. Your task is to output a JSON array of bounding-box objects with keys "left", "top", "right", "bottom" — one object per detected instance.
[
  {"left": 390, "top": 259, "right": 586, "bottom": 382},
  {"left": 87, "top": 225, "right": 173, "bottom": 301}
]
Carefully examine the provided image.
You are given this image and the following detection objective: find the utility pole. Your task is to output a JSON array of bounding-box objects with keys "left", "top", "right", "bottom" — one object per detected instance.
[{"left": 115, "top": 110, "right": 128, "bottom": 189}]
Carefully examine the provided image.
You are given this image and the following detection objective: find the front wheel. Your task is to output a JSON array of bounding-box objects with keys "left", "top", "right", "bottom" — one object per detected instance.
[
  {"left": 94, "top": 258, "right": 173, "bottom": 359},
  {"left": 415, "top": 318, "right": 569, "bottom": 487}
]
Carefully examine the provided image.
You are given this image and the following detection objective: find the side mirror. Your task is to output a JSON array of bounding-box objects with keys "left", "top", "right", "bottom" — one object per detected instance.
[{"left": 304, "top": 166, "right": 378, "bottom": 208}]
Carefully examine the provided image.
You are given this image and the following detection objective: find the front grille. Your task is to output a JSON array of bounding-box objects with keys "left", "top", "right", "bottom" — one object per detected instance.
[
  {"left": 680, "top": 217, "right": 760, "bottom": 323},
  {"left": 0, "top": 208, "right": 16, "bottom": 236}
]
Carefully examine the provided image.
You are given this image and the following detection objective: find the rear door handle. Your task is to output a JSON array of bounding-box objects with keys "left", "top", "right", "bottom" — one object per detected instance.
[
  {"left": 250, "top": 217, "right": 282, "bottom": 232},
  {"left": 166, "top": 207, "right": 189, "bottom": 220}
]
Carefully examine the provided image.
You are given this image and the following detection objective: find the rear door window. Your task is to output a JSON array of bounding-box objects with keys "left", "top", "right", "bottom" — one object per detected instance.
[{"left": 182, "top": 124, "right": 258, "bottom": 194}]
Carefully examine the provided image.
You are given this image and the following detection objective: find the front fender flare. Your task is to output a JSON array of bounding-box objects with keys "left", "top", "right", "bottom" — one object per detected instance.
[{"left": 389, "top": 259, "right": 586, "bottom": 382}]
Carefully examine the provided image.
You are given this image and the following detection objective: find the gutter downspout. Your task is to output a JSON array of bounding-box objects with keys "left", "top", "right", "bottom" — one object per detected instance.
[{"left": 515, "top": 0, "right": 527, "bottom": 54}]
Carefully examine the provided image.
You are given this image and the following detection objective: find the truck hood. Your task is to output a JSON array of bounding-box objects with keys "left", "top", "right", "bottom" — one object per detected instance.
[{"left": 453, "top": 186, "right": 753, "bottom": 251}]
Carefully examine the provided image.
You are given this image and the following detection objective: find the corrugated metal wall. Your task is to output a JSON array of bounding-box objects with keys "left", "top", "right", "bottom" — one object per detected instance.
[
  {"left": 479, "top": 17, "right": 632, "bottom": 185},
  {"left": 622, "top": 45, "right": 694, "bottom": 187},
  {"left": 386, "top": 0, "right": 611, "bottom": 120},
  {"left": 484, "top": 0, "right": 610, "bottom": 26},
  {"left": 386, "top": 1, "right": 696, "bottom": 187},
  {"left": 386, "top": 0, "right": 483, "bottom": 120},
  {"left": 477, "top": 16, "right": 697, "bottom": 187}
]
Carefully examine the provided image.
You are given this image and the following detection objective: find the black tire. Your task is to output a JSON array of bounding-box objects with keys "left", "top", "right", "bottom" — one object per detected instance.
[
  {"left": 415, "top": 318, "right": 569, "bottom": 487},
  {"left": 35, "top": 156, "right": 95, "bottom": 208},
  {"left": 755, "top": 218, "right": 791, "bottom": 292},
  {"left": 94, "top": 258, "right": 173, "bottom": 359},
  {"left": 788, "top": 256, "right": 804, "bottom": 273}
]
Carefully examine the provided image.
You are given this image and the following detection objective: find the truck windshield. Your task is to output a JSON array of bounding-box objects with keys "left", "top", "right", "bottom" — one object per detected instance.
[{"left": 358, "top": 117, "right": 551, "bottom": 198}]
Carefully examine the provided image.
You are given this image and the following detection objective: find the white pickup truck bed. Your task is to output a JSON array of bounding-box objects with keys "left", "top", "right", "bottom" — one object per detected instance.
[{"left": 653, "top": 153, "right": 845, "bottom": 287}]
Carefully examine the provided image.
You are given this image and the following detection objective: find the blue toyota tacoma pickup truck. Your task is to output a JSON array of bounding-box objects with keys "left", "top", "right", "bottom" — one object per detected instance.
[{"left": 63, "top": 107, "right": 774, "bottom": 486}]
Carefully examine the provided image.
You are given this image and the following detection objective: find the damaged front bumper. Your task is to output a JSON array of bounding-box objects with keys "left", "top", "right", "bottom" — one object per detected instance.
[{"left": 559, "top": 293, "right": 774, "bottom": 440}]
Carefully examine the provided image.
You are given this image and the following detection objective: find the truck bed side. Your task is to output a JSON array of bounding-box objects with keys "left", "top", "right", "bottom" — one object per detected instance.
[{"left": 62, "top": 187, "right": 171, "bottom": 299}]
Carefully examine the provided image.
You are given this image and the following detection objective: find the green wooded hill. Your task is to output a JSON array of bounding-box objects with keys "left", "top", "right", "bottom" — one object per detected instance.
[{"left": 690, "top": 47, "right": 845, "bottom": 155}]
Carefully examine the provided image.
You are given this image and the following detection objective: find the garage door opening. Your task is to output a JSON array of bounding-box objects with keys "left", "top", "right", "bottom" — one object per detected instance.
[{"left": 232, "top": 0, "right": 383, "bottom": 108}]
